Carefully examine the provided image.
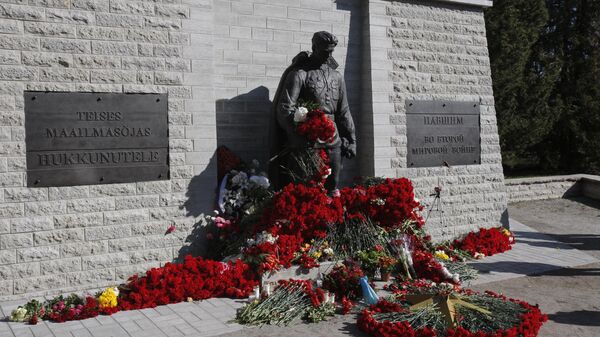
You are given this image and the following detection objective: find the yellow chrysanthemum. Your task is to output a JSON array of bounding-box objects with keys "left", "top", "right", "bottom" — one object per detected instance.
[
  {"left": 435, "top": 250, "right": 450, "bottom": 260},
  {"left": 502, "top": 228, "right": 512, "bottom": 237},
  {"left": 98, "top": 287, "right": 118, "bottom": 309}
]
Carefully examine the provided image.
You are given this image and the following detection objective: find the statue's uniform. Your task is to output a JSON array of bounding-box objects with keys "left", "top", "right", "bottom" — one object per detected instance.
[{"left": 276, "top": 61, "right": 356, "bottom": 191}]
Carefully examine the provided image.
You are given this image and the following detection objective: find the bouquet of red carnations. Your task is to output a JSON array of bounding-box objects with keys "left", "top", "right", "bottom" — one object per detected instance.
[{"left": 295, "top": 107, "right": 336, "bottom": 144}]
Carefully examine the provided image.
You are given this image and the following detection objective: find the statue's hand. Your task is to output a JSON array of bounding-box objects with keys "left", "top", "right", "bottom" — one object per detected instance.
[{"left": 342, "top": 139, "right": 356, "bottom": 159}]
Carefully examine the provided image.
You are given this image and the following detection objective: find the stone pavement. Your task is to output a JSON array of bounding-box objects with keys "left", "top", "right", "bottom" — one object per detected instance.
[
  {"left": 0, "top": 298, "right": 246, "bottom": 337},
  {"left": 0, "top": 217, "right": 597, "bottom": 337},
  {"left": 468, "top": 218, "right": 599, "bottom": 285}
]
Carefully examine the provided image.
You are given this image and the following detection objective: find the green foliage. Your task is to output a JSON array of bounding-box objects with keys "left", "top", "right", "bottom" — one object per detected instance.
[
  {"left": 486, "top": 0, "right": 600, "bottom": 175},
  {"left": 305, "top": 303, "right": 336, "bottom": 323}
]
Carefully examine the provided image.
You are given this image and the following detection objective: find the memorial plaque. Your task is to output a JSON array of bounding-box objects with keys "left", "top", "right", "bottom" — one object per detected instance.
[
  {"left": 25, "top": 92, "right": 169, "bottom": 187},
  {"left": 406, "top": 100, "right": 480, "bottom": 168}
]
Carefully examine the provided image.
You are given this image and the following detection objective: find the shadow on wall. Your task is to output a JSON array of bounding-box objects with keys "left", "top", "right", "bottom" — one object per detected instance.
[
  {"left": 215, "top": 86, "right": 273, "bottom": 167},
  {"left": 336, "top": 0, "right": 363, "bottom": 185},
  {"left": 177, "top": 150, "right": 218, "bottom": 261}
]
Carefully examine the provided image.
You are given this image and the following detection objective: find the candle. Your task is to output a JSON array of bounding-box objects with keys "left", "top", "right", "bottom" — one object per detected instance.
[{"left": 253, "top": 285, "right": 260, "bottom": 299}]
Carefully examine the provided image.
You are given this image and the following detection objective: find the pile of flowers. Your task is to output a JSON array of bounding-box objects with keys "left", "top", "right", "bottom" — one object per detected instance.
[
  {"left": 10, "top": 138, "right": 524, "bottom": 328},
  {"left": 118, "top": 256, "right": 257, "bottom": 310},
  {"left": 236, "top": 279, "right": 335, "bottom": 326},
  {"left": 322, "top": 262, "right": 366, "bottom": 301},
  {"left": 357, "top": 280, "right": 548, "bottom": 337},
  {"left": 340, "top": 178, "right": 425, "bottom": 230},
  {"left": 452, "top": 227, "right": 515, "bottom": 259}
]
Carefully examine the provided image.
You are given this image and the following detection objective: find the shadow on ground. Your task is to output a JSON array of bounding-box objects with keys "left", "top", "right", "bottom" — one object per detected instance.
[{"left": 548, "top": 310, "right": 600, "bottom": 327}]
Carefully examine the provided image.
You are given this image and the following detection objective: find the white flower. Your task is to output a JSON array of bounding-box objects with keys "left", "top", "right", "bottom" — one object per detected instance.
[
  {"left": 113, "top": 287, "right": 120, "bottom": 297},
  {"left": 293, "top": 106, "right": 309, "bottom": 123},
  {"left": 323, "top": 248, "right": 334, "bottom": 256},
  {"left": 249, "top": 175, "right": 270, "bottom": 188},
  {"left": 474, "top": 252, "right": 485, "bottom": 259},
  {"left": 10, "top": 307, "right": 27, "bottom": 322},
  {"left": 452, "top": 273, "right": 460, "bottom": 283},
  {"left": 371, "top": 198, "right": 385, "bottom": 206},
  {"left": 231, "top": 171, "right": 248, "bottom": 186},
  {"left": 322, "top": 168, "right": 332, "bottom": 179}
]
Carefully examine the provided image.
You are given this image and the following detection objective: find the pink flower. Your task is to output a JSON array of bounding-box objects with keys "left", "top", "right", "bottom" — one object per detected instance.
[
  {"left": 165, "top": 225, "right": 176, "bottom": 234},
  {"left": 214, "top": 217, "right": 231, "bottom": 228}
]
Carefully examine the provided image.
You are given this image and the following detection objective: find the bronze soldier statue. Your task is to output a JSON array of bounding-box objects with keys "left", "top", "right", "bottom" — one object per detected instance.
[{"left": 270, "top": 31, "right": 356, "bottom": 193}]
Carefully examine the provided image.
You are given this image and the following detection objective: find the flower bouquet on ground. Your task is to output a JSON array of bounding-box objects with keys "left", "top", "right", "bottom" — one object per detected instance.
[
  {"left": 235, "top": 279, "right": 335, "bottom": 326},
  {"left": 452, "top": 227, "right": 515, "bottom": 259},
  {"left": 358, "top": 280, "right": 548, "bottom": 337},
  {"left": 356, "top": 246, "right": 391, "bottom": 279}
]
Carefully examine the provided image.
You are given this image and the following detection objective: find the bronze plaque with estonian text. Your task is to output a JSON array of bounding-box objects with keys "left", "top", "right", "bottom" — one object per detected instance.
[
  {"left": 406, "top": 100, "right": 480, "bottom": 168},
  {"left": 25, "top": 92, "right": 169, "bottom": 187}
]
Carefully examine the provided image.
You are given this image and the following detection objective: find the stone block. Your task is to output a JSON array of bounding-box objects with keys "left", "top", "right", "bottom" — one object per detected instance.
[
  {"left": 0, "top": 250, "right": 16, "bottom": 265},
  {"left": 40, "top": 38, "right": 90, "bottom": 54},
  {"left": 103, "top": 209, "right": 149, "bottom": 225},
  {"left": 129, "top": 248, "right": 171, "bottom": 264},
  {"left": 125, "top": 29, "right": 169, "bottom": 44},
  {"left": 87, "top": 183, "right": 134, "bottom": 197},
  {"left": 0, "top": 262, "right": 39, "bottom": 280},
  {"left": 96, "top": 13, "right": 143, "bottom": 28},
  {"left": 0, "top": 233, "right": 32, "bottom": 249},
  {"left": 25, "top": 201, "right": 67, "bottom": 217},
  {"left": 0, "top": 35, "right": 38, "bottom": 51},
  {"left": 73, "top": 54, "right": 121, "bottom": 69},
  {"left": 114, "top": 195, "right": 159, "bottom": 210},
  {"left": 8, "top": 217, "right": 54, "bottom": 233},
  {"left": 90, "top": 69, "right": 137, "bottom": 83},
  {"left": 0, "top": 65, "right": 36, "bottom": 80},
  {"left": 67, "top": 197, "right": 114, "bottom": 213},
  {"left": 92, "top": 41, "right": 138, "bottom": 56},
  {"left": 85, "top": 224, "right": 131, "bottom": 241},
  {"left": 156, "top": 4, "right": 189, "bottom": 18},
  {"left": 39, "top": 68, "right": 89, "bottom": 82},
  {"left": 14, "top": 274, "right": 65, "bottom": 294},
  {"left": 71, "top": 0, "right": 109, "bottom": 12},
  {"left": 144, "top": 17, "right": 181, "bottom": 30},
  {"left": 48, "top": 186, "right": 89, "bottom": 200},
  {"left": 109, "top": 0, "right": 154, "bottom": 16},
  {"left": 40, "top": 257, "right": 81, "bottom": 275},
  {"left": 61, "top": 241, "right": 107, "bottom": 258},
  {"left": 0, "top": 4, "right": 45, "bottom": 21},
  {"left": 66, "top": 268, "right": 114, "bottom": 286},
  {"left": 108, "top": 237, "right": 145, "bottom": 253},
  {"left": 24, "top": 21, "right": 76, "bottom": 37},
  {"left": 82, "top": 252, "right": 129, "bottom": 270},
  {"left": 77, "top": 26, "right": 124, "bottom": 40},
  {"left": 154, "top": 45, "right": 181, "bottom": 57},
  {"left": 22, "top": 52, "right": 72, "bottom": 67},
  {"left": 34, "top": 228, "right": 84, "bottom": 245},
  {"left": 45, "top": 8, "right": 95, "bottom": 24},
  {"left": 0, "top": 18, "right": 22, "bottom": 34},
  {"left": 53, "top": 212, "right": 104, "bottom": 229},
  {"left": 17, "top": 246, "right": 60, "bottom": 262}
]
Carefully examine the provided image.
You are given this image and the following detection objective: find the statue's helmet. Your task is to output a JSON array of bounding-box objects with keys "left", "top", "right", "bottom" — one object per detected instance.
[{"left": 312, "top": 31, "right": 338, "bottom": 52}]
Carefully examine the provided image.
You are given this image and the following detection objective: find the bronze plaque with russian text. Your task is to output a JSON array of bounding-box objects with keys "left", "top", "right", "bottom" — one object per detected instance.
[
  {"left": 406, "top": 100, "right": 480, "bottom": 168},
  {"left": 25, "top": 92, "right": 169, "bottom": 187}
]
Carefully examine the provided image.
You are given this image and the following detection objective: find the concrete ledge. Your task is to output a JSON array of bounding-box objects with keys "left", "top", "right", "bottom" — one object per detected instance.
[
  {"left": 382, "top": 0, "right": 493, "bottom": 8},
  {"left": 505, "top": 174, "right": 600, "bottom": 203},
  {"left": 436, "top": 0, "right": 493, "bottom": 7}
]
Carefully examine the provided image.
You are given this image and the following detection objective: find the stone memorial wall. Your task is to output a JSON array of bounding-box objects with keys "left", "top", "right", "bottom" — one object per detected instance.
[{"left": 0, "top": 0, "right": 503, "bottom": 300}]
